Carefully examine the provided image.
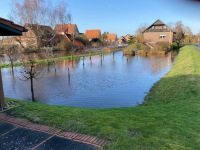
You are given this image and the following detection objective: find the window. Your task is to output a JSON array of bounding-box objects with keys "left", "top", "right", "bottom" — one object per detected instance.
[{"left": 159, "top": 35, "right": 166, "bottom": 39}]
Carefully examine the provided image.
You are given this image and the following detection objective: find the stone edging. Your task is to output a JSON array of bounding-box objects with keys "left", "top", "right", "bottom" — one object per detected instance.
[{"left": 0, "top": 114, "right": 107, "bottom": 149}]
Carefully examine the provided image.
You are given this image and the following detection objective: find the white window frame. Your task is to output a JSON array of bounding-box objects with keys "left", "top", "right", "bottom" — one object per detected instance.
[{"left": 159, "top": 35, "right": 166, "bottom": 39}]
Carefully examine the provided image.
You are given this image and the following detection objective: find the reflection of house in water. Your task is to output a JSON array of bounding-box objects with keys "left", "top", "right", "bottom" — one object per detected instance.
[
  {"left": 56, "top": 58, "right": 81, "bottom": 69},
  {"left": 20, "top": 53, "right": 45, "bottom": 62},
  {"left": 147, "top": 53, "right": 172, "bottom": 74}
]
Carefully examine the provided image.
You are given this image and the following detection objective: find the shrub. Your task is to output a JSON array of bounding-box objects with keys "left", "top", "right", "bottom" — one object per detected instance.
[
  {"left": 140, "top": 44, "right": 151, "bottom": 51},
  {"left": 125, "top": 43, "right": 141, "bottom": 51},
  {"left": 0, "top": 44, "right": 19, "bottom": 53},
  {"left": 170, "top": 42, "right": 179, "bottom": 49},
  {"left": 56, "top": 40, "right": 68, "bottom": 51},
  {"left": 154, "top": 42, "right": 169, "bottom": 51},
  {"left": 90, "top": 38, "right": 102, "bottom": 48},
  {"left": 56, "top": 40, "right": 80, "bottom": 53},
  {"left": 24, "top": 45, "right": 37, "bottom": 53},
  {"left": 73, "top": 40, "right": 84, "bottom": 50},
  {"left": 75, "top": 35, "right": 89, "bottom": 46},
  {"left": 0, "top": 44, "right": 19, "bottom": 50}
]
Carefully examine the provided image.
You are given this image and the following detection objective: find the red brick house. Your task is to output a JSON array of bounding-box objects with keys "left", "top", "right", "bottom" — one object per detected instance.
[
  {"left": 105, "top": 33, "right": 117, "bottom": 43},
  {"left": 54, "top": 23, "right": 79, "bottom": 41},
  {"left": 143, "top": 19, "right": 175, "bottom": 44},
  {"left": 85, "top": 29, "right": 101, "bottom": 41}
]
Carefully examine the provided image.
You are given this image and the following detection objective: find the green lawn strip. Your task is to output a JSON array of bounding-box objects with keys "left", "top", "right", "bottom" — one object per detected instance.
[
  {"left": 0, "top": 51, "right": 105, "bottom": 68},
  {"left": 2, "top": 45, "right": 200, "bottom": 149}
]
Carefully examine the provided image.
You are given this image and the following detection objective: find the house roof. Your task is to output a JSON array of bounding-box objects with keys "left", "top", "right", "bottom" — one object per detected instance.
[
  {"left": 152, "top": 19, "right": 165, "bottom": 25},
  {"left": 85, "top": 29, "right": 101, "bottom": 40},
  {"left": 0, "top": 17, "right": 27, "bottom": 36},
  {"left": 54, "top": 23, "right": 79, "bottom": 35},
  {"left": 124, "top": 34, "right": 132, "bottom": 41},
  {"left": 25, "top": 24, "right": 54, "bottom": 36},
  {"left": 142, "top": 19, "right": 174, "bottom": 33},
  {"left": 51, "top": 34, "right": 71, "bottom": 45},
  {"left": 118, "top": 36, "right": 126, "bottom": 40},
  {"left": 105, "top": 33, "right": 117, "bottom": 42}
]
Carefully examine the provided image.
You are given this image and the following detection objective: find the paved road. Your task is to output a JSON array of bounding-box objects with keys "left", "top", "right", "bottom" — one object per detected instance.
[{"left": 0, "top": 121, "right": 98, "bottom": 150}]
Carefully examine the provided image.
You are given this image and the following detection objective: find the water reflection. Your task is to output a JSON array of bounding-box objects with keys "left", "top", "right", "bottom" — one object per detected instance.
[{"left": 1, "top": 51, "right": 176, "bottom": 108}]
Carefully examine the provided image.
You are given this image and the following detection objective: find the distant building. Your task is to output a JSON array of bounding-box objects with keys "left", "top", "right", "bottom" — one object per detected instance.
[
  {"left": 105, "top": 33, "right": 117, "bottom": 43},
  {"left": 85, "top": 29, "right": 101, "bottom": 41},
  {"left": 124, "top": 34, "right": 131, "bottom": 41},
  {"left": 21, "top": 24, "right": 54, "bottom": 48},
  {"left": 54, "top": 23, "right": 79, "bottom": 41},
  {"left": 3, "top": 24, "right": 55, "bottom": 48},
  {"left": 117, "top": 36, "right": 126, "bottom": 44},
  {"left": 142, "top": 19, "right": 175, "bottom": 44}
]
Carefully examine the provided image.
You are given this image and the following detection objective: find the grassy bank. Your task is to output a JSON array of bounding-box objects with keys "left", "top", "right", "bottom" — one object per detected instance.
[
  {"left": 2, "top": 45, "right": 200, "bottom": 149},
  {"left": 0, "top": 51, "right": 105, "bottom": 68}
]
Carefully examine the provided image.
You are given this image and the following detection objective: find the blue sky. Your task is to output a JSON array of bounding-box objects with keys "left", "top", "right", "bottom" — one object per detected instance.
[{"left": 1, "top": 0, "right": 200, "bottom": 37}]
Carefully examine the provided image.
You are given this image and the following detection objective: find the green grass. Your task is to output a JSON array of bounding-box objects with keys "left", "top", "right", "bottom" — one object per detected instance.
[
  {"left": 0, "top": 51, "right": 105, "bottom": 68},
  {"left": 2, "top": 45, "right": 200, "bottom": 149}
]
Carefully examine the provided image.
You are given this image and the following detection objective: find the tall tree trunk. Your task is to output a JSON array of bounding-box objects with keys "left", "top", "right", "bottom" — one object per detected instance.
[
  {"left": 47, "top": 62, "right": 50, "bottom": 72},
  {"left": 8, "top": 55, "right": 14, "bottom": 76},
  {"left": 30, "top": 63, "right": 35, "bottom": 102},
  {"left": 11, "top": 59, "right": 14, "bottom": 76},
  {"left": 53, "top": 61, "right": 56, "bottom": 73},
  {"left": 30, "top": 77, "right": 35, "bottom": 102}
]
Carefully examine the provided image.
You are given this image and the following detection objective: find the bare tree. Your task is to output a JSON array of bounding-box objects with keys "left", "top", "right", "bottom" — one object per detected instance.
[
  {"left": 9, "top": 0, "right": 71, "bottom": 49},
  {"left": 19, "top": 60, "right": 44, "bottom": 102},
  {"left": 135, "top": 23, "right": 149, "bottom": 43},
  {"left": 183, "top": 26, "right": 193, "bottom": 44},
  {"left": 195, "top": 32, "right": 200, "bottom": 43},
  {"left": 173, "top": 21, "right": 185, "bottom": 46},
  {"left": 3, "top": 45, "right": 20, "bottom": 75}
]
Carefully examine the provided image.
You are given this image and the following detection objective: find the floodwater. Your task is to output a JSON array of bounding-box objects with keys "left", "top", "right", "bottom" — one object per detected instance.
[{"left": 1, "top": 51, "right": 176, "bottom": 108}]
